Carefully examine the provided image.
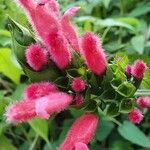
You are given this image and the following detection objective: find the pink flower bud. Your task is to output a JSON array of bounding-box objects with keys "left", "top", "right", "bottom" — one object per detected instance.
[
  {"left": 136, "top": 96, "right": 150, "bottom": 108},
  {"left": 24, "top": 82, "right": 58, "bottom": 101},
  {"left": 5, "top": 100, "right": 36, "bottom": 123},
  {"left": 35, "top": 92, "right": 73, "bottom": 119},
  {"left": 131, "top": 60, "right": 147, "bottom": 79},
  {"left": 61, "top": 7, "right": 80, "bottom": 51},
  {"left": 71, "top": 77, "right": 86, "bottom": 92},
  {"left": 59, "top": 113, "right": 98, "bottom": 150},
  {"left": 17, "top": 0, "right": 71, "bottom": 69},
  {"left": 128, "top": 108, "right": 143, "bottom": 124},
  {"left": 74, "top": 95, "right": 84, "bottom": 106},
  {"left": 75, "top": 142, "right": 89, "bottom": 150},
  {"left": 80, "top": 32, "right": 107, "bottom": 75},
  {"left": 125, "top": 64, "right": 132, "bottom": 76},
  {"left": 25, "top": 44, "right": 47, "bottom": 71}
]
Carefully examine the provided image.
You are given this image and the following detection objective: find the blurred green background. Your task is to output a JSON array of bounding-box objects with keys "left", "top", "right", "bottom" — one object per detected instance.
[{"left": 0, "top": 0, "right": 150, "bottom": 149}]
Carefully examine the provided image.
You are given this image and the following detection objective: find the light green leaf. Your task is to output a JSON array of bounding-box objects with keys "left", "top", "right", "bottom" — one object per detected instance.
[
  {"left": 118, "top": 121, "right": 150, "bottom": 148},
  {"left": 0, "top": 48, "right": 21, "bottom": 84},
  {"left": 29, "top": 118, "right": 49, "bottom": 142},
  {"left": 0, "top": 134, "right": 17, "bottom": 150},
  {"left": 131, "top": 35, "right": 145, "bottom": 54},
  {"left": 102, "top": 0, "right": 111, "bottom": 9}
]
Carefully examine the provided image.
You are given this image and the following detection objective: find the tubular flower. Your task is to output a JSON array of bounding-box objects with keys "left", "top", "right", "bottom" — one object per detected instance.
[
  {"left": 80, "top": 32, "right": 107, "bottom": 75},
  {"left": 5, "top": 100, "right": 36, "bottom": 123},
  {"left": 59, "top": 113, "right": 98, "bottom": 150},
  {"left": 35, "top": 92, "right": 73, "bottom": 119},
  {"left": 131, "top": 60, "right": 147, "bottom": 80},
  {"left": 128, "top": 108, "right": 143, "bottom": 124},
  {"left": 125, "top": 64, "right": 132, "bottom": 76},
  {"left": 71, "top": 77, "right": 86, "bottom": 92},
  {"left": 75, "top": 142, "right": 89, "bottom": 150},
  {"left": 61, "top": 7, "right": 80, "bottom": 51},
  {"left": 17, "top": 0, "right": 71, "bottom": 69},
  {"left": 24, "top": 82, "right": 58, "bottom": 101},
  {"left": 136, "top": 96, "right": 150, "bottom": 108},
  {"left": 25, "top": 44, "right": 47, "bottom": 71}
]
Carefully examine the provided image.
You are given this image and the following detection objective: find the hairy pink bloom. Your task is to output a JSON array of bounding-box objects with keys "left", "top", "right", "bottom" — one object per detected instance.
[
  {"left": 75, "top": 142, "right": 89, "bottom": 150},
  {"left": 59, "top": 113, "right": 98, "bottom": 150},
  {"left": 61, "top": 7, "right": 80, "bottom": 51},
  {"left": 136, "top": 96, "right": 150, "bottom": 108},
  {"left": 128, "top": 108, "right": 143, "bottom": 124},
  {"left": 74, "top": 95, "right": 84, "bottom": 106},
  {"left": 24, "top": 82, "right": 58, "bottom": 101},
  {"left": 17, "top": 0, "right": 71, "bottom": 69},
  {"left": 5, "top": 100, "right": 36, "bottom": 123},
  {"left": 35, "top": 92, "right": 73, "bottom": 119},
  {"left": 80, "top": 32, "right": 107, "bottom": 75},
  {"left": 71, "top": 77, "right": 86, "bottom": 92},
  {"left": 125, "top": 64, "right": 132, "bottom": 76},
  {"left": 131, "top": 60, "right": 147, "bottom": 79},
  {"left": 25, "top": 44, "right": 47, "bottom": 71}
]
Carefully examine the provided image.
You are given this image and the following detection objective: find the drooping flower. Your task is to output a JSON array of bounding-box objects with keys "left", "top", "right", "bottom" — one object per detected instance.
[
  {"left": 5, "top": 100, "right": 36, "bottom": 123},
  {"left": 128, "top": 108, "right": 143, "bottom": 124},
  {"left": 17, "top": 0, "right": 71, "bottom": 69},
  {"left": 71, "top": 77, "right": 86, "bottom": 92},
  {"left": 74, "top": 95, "right": 84, "bottom": 106},
  {"left": 24, "top": 82, "right": 58, "bottom": 101},
  {"left": 80, "top": 32, "right": 107, "bottom": 75},
  {"left": 61, "top": 7, "right": 80, "bottom": 52},
  {"left": 35, "top": 92, "right": 73, "bottom": 119},
  {"left": 75, "top": 142, "right": 89, "bottom": 150},
  {"left": 125, "top": 64, "right": 132, "bottom": 76},
  {"left": 59, "top": 113, "right": 98, "bottom": 150},
  {"left": 136, "top": 96, "right": 150, "bottom": 108},
  {"left": 131, "top": 60, "right": 147, "bottom": 80},
  {"left": 25, "top": 44, "right": 47, "bottom": 71}
]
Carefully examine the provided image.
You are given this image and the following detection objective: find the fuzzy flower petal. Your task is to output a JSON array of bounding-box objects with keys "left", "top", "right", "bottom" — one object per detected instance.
[
  {"left": 80, "top": 32, "right": 107, "bottom": 75},
  {"left": 136, "top": 96, "right": 150, "bottom": 108},
  {"left": 74, "top": 95, "right": 84, "bottom": 106},
  {"left": 35, "top": 92, "right": 73, "bottom": 119},
  {"left": 24, "top": 82, "right": 58, "bottom": 101},
  {"left": 131, "top": 60, "right": 147, "bottom": 79},
  {"left": 71, "top": 77, "right": 86, "bottom": 92},
  {"left": 59, "top": 113, "right": 98, "bottom": 150},
  {"left": 128, "top": 108, "right": 143, "bottom": 124},
  {"left": 125, "top": 64, "right": 132, "bottom": 76},
  {"left": 61, "top": 7, "right": 80, "bottom": 51},
  {"left": 75, "top": 142, "right": 89, "bottom": 150},
  {"left": 25, "top": 44, "right": 47, "bottom": 71},
  {"left": 5, "top": 100, "right": 36, "bottom": 123}
]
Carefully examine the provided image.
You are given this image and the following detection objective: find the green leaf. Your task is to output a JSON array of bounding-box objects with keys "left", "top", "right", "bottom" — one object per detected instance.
[
  {"left": 111, "top": 141, "right": 133, "bottom": 150},
  {"left": 0, "top": 48, "right": 21, "bottom": 83},
  {"left": 0, "top": 134, "right": 17, "bottom": 150},
  {"left": 131, "top": 35, "right": 145, "bottom": 54},
  {"left": 106, "top": 103, "right": 119, "bottom": 117},
  {"left": 29, "top": 118, "right": 49, "bottom": 142},
  {"left": 95, "top": 118, "right": 114, "bottom": 141},
  {"left": 102, "top": 0, "right": 111, "bottom": 9},
  {"left": 118, "top": 121, "right": 150, "bottom": 148}
]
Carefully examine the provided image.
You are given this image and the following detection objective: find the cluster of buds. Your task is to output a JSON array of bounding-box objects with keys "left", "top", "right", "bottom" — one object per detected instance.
[{"left": 5, "top": 0, "right": 149, "bottom": 149}]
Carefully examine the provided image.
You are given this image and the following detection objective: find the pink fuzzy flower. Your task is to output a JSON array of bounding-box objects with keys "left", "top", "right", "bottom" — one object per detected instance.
[
  {"left": 25, "top": 44, "right": 47, "bottom": 71},
  {"left": 75, "top": 142, "right": 89, "bottom": 150},
  {"left": 17, "top": 0, "right": 71, "bottom": 69},
  {"left": 61, "top": 7, "right": 80, "bottom": 51},
  {"left": 125, "top": 64, "right": 132, "bottom": 76},
  {"left": 59, "top": 113, "right": 98, "bottom": 150},
  {"left": 131, "top": 60, "right": 147, "bottom": 79},
  {"left": 80, "top": 32, "right": 107, "bottom": 75},
  {"left": 74, "top": 95, "right": 84, "bottom": 106},
  {"left": 128, "top": 108, "right": 143, "bottom": 124},
  {"left": 24, "top": 82, "right": 58, "bottom": 101},
  {"left": 35, "top": 92, "right": 73, "bottom": 119},
  {"left": 136, "top": 96, "right": 150, "bottom": 108},
  {"left": 5, "top": 100, "right": 36, "bottom": 123},
  {"left": 71, "top": 77, "right": 86, "bottom": 92}
]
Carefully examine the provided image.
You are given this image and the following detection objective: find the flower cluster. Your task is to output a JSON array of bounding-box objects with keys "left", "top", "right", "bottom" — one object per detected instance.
[{"left": 6, "top": 0, "right": 149, "bottom": 149}]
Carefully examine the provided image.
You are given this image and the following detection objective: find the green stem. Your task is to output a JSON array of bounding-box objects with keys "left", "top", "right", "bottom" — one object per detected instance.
[{"left": 29, "top": 134, "right": 39, "bottom": 150}]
